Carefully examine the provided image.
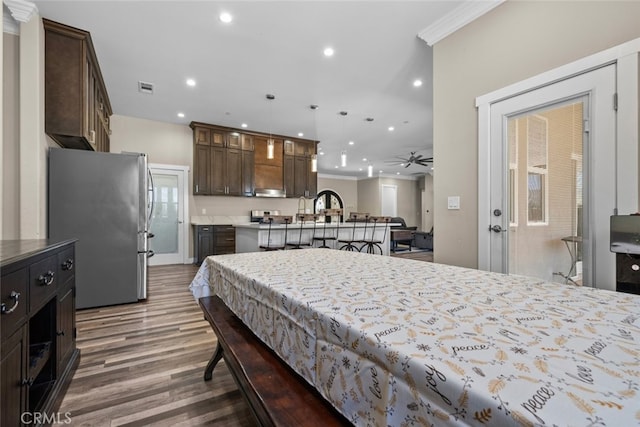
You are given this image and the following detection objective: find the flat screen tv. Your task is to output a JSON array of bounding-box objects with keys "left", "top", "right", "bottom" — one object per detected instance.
[{"left": 610, "top": 215, "right": 640, "bottom": 254}]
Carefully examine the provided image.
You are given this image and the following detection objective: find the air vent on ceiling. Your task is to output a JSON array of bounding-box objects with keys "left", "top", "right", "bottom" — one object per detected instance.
[{"left": 138, "top": 81, "right": 154, "bottom": 94}]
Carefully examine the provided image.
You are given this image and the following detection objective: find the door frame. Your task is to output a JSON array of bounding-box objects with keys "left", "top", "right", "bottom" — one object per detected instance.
[
  {"left": 148, "top": 163, "right": 190, "bottom": 265},
  {"left": 381, "top": 184, "right": 398, "bottom": 217},
  {"left": 477, "top": 39, "right": 640, "bottom": 278}
]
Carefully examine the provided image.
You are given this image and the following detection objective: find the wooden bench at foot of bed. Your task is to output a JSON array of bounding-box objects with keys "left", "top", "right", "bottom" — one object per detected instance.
[{"left": 199, "top": 295, "right": 351, "bottom": 426}]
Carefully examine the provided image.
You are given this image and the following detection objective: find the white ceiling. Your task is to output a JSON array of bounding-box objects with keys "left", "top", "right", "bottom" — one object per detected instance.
[{"left": 23, "top": 1, "right": 495, "bottom": 177}]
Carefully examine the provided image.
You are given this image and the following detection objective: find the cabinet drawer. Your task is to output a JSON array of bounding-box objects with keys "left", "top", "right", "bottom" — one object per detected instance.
[
  {"left": 214, "top": 233, "right": 235, "bottom": 246},
  {"left": 30, "top": 255, "right": 58, "bottom": 312},
  {"left": 57, "top": 246, "right": 75, "bottom": 286},
  {"left": 1, "top": 269, "right": 28, "bottom": 338}
]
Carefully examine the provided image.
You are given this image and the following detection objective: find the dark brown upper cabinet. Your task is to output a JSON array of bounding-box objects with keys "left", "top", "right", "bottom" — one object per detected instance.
[
  {"left": 43, "top": 19, "right": 112, "bottom": 152},
  {"left": 191, "top": 122, "right": 317, "bottom": 197}
]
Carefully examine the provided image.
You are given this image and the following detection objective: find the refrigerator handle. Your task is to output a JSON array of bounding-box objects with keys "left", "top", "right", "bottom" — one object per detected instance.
[{"left": 147, "top": 168, "right": 155, "bottom": 226}]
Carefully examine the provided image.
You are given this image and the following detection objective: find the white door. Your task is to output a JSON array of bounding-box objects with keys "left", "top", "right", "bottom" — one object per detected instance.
[
  {"left": 486, "top": 65, "right": 616, "bottom": 289},
  {"left": 381, "top": 184, "right": 397, "bottom": 217},
  {"left": 148, "top": 164, "right": 189, "bottom": 265}
]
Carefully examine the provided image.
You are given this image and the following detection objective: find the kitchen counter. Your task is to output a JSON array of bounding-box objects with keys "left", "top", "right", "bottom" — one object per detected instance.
[
  {"left": 235, "top": 221, "right": 397, "bottom": 255},
  {"left": 190, "top": 215, "right": 248, "bottom": 225}
]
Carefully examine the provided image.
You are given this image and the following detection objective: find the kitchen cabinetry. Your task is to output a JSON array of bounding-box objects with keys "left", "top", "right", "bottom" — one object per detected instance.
[
  {"left": 191, "top": 123, "right": 252, "bottom": 196},
  {"left": 194, "top": 225, "right": 236, "bottom": 264},
  {"left": 43, "top": 19, "right": 112, "bottom": 152},
  {"left": 284, "top": 140, "right": 318, "bottom": 198},
  {"left": 191, "top": 122, "right": 317, "bottom": 197},
  {"left": 1, "top": 240, "right": 79, "bottom": 427}
]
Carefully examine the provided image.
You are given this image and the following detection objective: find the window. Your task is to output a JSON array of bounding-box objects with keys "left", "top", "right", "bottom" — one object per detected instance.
[
  {"left": 508, "top": 118, "right": 518, "bottom": 226},
  {"left": 527, "top": 115, "right": 548, "bottom": 224}
]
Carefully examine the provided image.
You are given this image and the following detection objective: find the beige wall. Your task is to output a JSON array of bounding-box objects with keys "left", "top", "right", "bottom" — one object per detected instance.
[
  {"left": 356, "top": 176, "right": 421, "bottom": 227},
  {"left": 318, "top": 176, "right": 358, "bottom": 215},
  {"left": 433, "top": 0, "right": 640, "bottom": 268},
  {"left": 3, "top": 33, "right": 19, "bottom": 239}
]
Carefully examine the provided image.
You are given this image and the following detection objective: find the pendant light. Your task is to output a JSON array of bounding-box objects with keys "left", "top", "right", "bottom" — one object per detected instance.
[
  {"left": 367, "top": 163, "right": 373, "bottom": 177},
  {"left": 310, "top": 104, "right": 318, "bottom": 172},
  {"left": 266, "top": 94, "right": 275, "bottom": 159},
  {"left": 339, "top": 111, "right": 348, "bottom": 167}
]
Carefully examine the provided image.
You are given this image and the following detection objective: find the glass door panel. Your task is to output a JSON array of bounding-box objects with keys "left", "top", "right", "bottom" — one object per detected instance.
[
  {"left": 506, "top": 101, "right": 584, "bottom": 284},
  {"left": 148, "top": 165, "right": 187, "bottom": 265}
]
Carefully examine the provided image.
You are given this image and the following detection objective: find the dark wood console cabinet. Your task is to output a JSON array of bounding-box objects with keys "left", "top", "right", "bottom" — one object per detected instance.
[
  {"left": 43, "top": 19, "right": 112, "bottom": 152},
  {"left": 1, "top": 239, "right": 79, "bottom": 426}
]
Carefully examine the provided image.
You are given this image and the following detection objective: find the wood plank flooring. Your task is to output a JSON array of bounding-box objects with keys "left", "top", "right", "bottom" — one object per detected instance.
[
  {"left": 390, "top": 249, "right": 434, "bottom": 262},
  {"left": 59, "top": 264, "right": 255, "bottom": 426}
]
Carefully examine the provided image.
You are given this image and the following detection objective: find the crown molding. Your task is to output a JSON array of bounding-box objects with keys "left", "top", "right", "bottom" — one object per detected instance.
[
  {"left": 3, "top": 5, "right": 19, "bottom": 34},
  {"left": 4, "top": 0, "right": 38, "bottom": 24},
  {"left": 318, "top": 173, "right": 358, "bottom": 181},
  {"left": 417, "top": 0, "right": 504, "bottom": 46}
]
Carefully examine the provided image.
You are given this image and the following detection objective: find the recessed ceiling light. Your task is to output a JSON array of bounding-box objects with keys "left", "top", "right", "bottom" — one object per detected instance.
[
  {"left": 348, "top": 141, "right": 354, "bottom": 145},
  {"left": 413, "top": 79, "right": 423, "bottom": 87},
  {"left": 396, "top": 172, "right": 401, "bottom": 175},
  {"left": 298, "top": 132, "right": 304, "bottom": 137},
  {"left": 359, "top": 168, "right": 363, "bottom": 171},
  {"left": 241, "top": 123, "right": 248, "bottom": 128},
  {"left": 320, "top": 152, "right": 325, "bottom": 156},
  {"left": 334, "top": 165, "right": 339, "bottom": 169},
  {"left": 177, "top": 112, "right": 185, "bottom": 118},
  {"left": 323, "top": 47, "right": 334, "bottom": 57},
  {"left": 219, "top": 12, "right": 233, "bottom": 23},
  {"left": 362, "top": 158, "right": 367, "bottom": 162},
  {"left": 388, "top": 126, "right": 395, "bottom": 131},
  {"left": 186, "top": 78, "right": 196, "bottom": 87}
]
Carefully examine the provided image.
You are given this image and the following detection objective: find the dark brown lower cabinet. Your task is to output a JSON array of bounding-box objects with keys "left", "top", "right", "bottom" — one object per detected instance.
[
  {"left": 0, "top": 240, "right": 79, "bottom": 427},
  {"left": 194, "top": 225, "right": 236, "bottom": 264}
]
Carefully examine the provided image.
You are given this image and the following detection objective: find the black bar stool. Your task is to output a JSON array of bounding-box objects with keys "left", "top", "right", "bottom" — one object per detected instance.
[
  {"left": 359, "top": 216, "right": 391, "bottom": 255},
  {"left": 259, "top": 215, "right": 292, "bottom": 251},
  {"left": 313, "top": 208, "right": 342, "bottom": 248},
  {"left": 338, "top": 212, "right": 369, "bottom": 251},
  {"left": 286, "top": 213, "right": 316, "bottom": 249}
]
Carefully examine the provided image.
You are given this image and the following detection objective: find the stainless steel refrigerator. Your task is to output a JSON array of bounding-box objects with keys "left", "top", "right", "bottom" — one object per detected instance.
[{"left": 48, "top": 148, "right": 153, "bottom": 309}]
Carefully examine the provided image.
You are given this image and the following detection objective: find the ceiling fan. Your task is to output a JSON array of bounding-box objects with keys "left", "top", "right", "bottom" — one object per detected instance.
[{"left": 385, "top": 152, "right": 433, "bottom": 168}]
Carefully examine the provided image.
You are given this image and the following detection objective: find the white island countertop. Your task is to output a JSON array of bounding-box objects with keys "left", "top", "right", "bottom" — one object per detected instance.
[{"left": 235, "top": 221, "right": 399, "bottom": 255}]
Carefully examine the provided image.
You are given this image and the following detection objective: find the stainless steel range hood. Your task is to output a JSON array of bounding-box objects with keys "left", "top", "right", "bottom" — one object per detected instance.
[{"left": 254, "top": 188, "right": 286, "bottom": 198}]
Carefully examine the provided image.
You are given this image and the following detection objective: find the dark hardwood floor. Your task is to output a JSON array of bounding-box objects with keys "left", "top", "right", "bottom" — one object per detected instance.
[{"left": 59, "top": 264, "right": 255, "bottom": 426}]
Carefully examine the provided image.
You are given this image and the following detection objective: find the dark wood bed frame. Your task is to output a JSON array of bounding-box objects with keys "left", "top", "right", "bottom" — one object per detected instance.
[{"left": 199, "top": 296, "right": 351, "bottom": 426}]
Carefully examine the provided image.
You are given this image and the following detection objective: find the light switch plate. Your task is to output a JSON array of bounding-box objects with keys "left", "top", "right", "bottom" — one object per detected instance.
[{"left": 447, "top": 196, "right": 460, "bottom": 210}]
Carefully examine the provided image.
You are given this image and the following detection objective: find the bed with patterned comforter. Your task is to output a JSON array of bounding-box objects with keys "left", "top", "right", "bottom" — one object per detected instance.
[{"left": 189, "top": 249, "right": 640, "bottom": 426}]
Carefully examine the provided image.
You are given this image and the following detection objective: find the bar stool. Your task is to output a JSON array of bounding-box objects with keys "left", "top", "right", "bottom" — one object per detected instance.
[
  {"left": 359, "top": 216, "right": 391, "bottom": 255},
  {"left": 338, "top": 212, "right": 369, "bottom": 251},
  {"left": 259, "top": 215, "right": 292, "bottom": 251},
  {"left": 313, "top": 208, "right": 342, "bottom": 248},
  {"left": 286, "top": 213, "right": 316, "bottom": 249}
]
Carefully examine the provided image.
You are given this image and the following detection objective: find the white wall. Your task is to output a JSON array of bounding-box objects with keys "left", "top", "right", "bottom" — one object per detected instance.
[
  {"left": 433, "top": 0, "right": 640, "bottom": 268},
  {"left": 3, "top": 33, "right": 19, "bottom": 239}
]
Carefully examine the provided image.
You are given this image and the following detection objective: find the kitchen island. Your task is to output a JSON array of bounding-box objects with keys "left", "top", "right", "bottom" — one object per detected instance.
[{"left": 235, "top": 221, "right": 395, "bottom": 255}]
